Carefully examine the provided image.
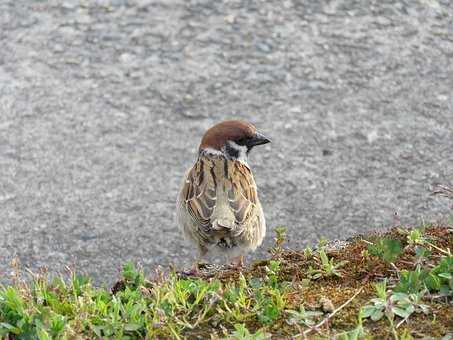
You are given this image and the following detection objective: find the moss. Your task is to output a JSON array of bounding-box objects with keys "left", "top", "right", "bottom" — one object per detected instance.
[{"left": 190, "top": 223, "right": 453, "bottom": 338}]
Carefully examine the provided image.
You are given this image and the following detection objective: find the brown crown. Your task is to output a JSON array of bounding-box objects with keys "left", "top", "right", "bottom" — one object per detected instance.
[{"left": 199, "top": 120, "right": 257, "bottom": 151}]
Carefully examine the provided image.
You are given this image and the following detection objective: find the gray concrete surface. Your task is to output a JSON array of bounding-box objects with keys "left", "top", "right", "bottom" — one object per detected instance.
[{"left": 1, "top": 0, "right": 452, "bottom": 285}]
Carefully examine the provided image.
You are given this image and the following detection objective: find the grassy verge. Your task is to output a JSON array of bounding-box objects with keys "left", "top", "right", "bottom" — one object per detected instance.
[{"left": 1, "top": 223, "right": 452, "bottom": 339}]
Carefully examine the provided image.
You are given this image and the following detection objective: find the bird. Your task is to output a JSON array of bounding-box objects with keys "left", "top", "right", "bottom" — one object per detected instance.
[{"left": 176, "top": 120, "right": 270, "bottom": 274}]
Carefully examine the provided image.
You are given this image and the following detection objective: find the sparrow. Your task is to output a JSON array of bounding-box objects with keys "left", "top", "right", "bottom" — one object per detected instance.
[{"left": 177, "top": 120, "right": 270, "bottom": 273}]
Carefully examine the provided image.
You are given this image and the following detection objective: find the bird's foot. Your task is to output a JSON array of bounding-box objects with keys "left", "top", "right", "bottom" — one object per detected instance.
[{"left": 178, "top": 262, "right": 201, "bottom": 277}]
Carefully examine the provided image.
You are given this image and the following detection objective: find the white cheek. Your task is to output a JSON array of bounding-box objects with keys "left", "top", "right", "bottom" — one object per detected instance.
[{"left": 202, "top": 148, "right": 224, "bottom": 156}]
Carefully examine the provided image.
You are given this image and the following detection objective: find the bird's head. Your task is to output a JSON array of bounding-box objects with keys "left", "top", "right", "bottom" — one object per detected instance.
[{"left": 199, "top": 120, "right": 270, "bottom": 162}]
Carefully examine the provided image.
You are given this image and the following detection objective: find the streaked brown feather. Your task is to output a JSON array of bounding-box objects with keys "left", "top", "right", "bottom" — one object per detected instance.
[{"left": 181, "top": 155, "right": 259, "bottom": 240}]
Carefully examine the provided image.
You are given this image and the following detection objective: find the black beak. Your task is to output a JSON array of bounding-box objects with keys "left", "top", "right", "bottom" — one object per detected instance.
[{"left": 247, "top": 131, "right": 271, "bottom": 147}]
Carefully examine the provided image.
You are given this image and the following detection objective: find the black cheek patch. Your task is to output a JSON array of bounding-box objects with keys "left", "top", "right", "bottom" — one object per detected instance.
[{"left": 225, "top": 143, "right": 239, "bottom": 159}]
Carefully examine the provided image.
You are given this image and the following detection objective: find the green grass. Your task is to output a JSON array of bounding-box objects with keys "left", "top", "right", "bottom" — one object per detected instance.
[{"left": 1, "top": 223, "right": 452, "bottom": 339}]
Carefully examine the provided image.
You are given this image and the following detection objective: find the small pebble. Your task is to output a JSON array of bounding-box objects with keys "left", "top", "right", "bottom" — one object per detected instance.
[
  {"left": 224, "top": 14, "right": 235, "bottom": 24},
  {"left": 320, "top": 297, "right": 335, "bottom": 313}
]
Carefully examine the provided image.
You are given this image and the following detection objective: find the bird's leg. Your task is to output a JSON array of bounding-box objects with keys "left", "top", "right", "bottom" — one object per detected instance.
[
  {"left": 230, "top": 255, "right": 245, "bottom": 269},
  {"left": 185, "top": 247, "right": 207, "bottom": 276},
  {"left": 180, "top": 259, "right": 200, "bottom": 277},
  {"left": 188, "top": 260, "right": 200, "bottom": 276}
]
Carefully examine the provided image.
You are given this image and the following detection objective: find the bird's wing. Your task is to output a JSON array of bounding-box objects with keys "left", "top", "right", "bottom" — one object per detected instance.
[
  {"left": 225, "top": 160, "right": 258, "bottom": 229},
  {"left": 181, "top": 157, "right": 259, "bottom": 238},
  {"left": 181, "top": 158, "right": 217, "bottom": 236}
]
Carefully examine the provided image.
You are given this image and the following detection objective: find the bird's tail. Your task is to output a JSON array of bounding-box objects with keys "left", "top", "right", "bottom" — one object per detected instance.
[{"left": 212, "top": 219, "right": 243, "bottom": 237}]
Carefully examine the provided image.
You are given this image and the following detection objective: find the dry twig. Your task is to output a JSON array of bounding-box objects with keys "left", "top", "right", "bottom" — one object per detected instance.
[
  {"left": 431, "top": 184, "right": 453, "bottom": 199},
  {"left": 295, "top": 287, "right": 364, "bottom": 337}
]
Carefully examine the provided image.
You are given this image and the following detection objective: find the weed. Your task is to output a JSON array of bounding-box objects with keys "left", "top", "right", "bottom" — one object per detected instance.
[
  {"left": 368, "top": 238, "right": 403, "bottom": 263},
  {"left": 394, "top": 256, "right": 453, "bottom": 297},
  {"left": 273, "top": 226, "right": 287, "bottom": 249},
  {"left": 317, "top": 236, "right": 328, "bottom": 248},
  {"left": 407, "top": 228, "right": 425, "bottom": 246},
  {"left": 394, "top": 266, "right": 429, "bottom": 294},
  {"left": 308, "top": 249, "right": 348, "bottom": 279},
  {"left": 413, "top": 246, "right": 431, "bottom": 266},
  {"left": 229, "top": 323, "right": 268, "bottom": 339},
  {"left": 303, "top": 246, "right": 313, "bottom": 258},
  {"left": 362, "top": 279, "right": 429, "bottom": 330},
  {"left": 426, "top": 255, "right": 453, "bottom": 296},
  {"left": 286, "top": 305, "right": 323, "bottom": 327},
  {"left": 122, "top": 262, "right": 145, "bottom": 289}
]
